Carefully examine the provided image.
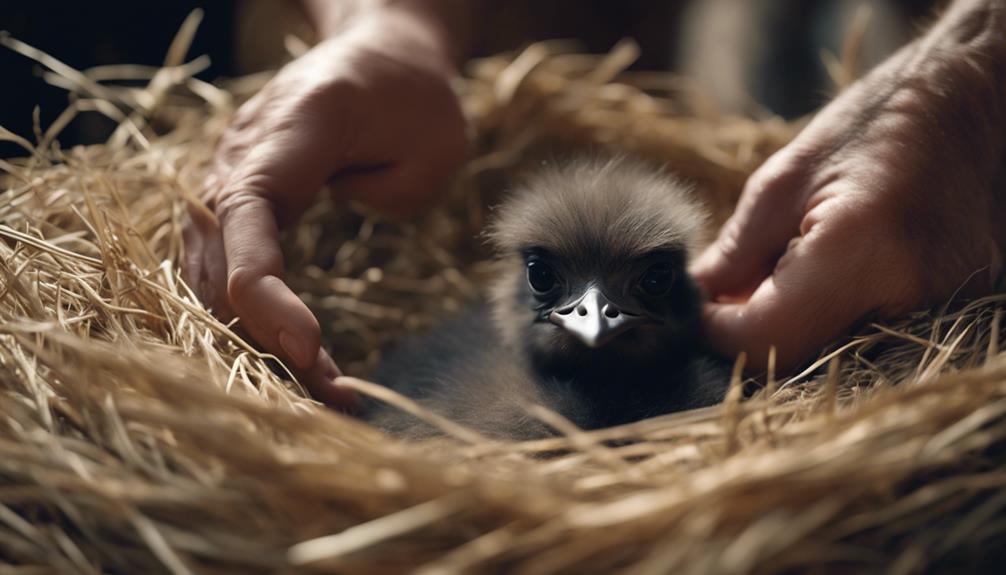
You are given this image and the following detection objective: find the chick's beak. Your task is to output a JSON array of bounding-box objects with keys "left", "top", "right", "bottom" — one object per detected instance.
[{"left": 549, "top": 287, "right": 649, "bottom": 348}]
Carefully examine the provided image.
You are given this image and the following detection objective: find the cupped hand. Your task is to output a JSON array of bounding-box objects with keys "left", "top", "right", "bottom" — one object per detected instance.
[
  {"left": 692, "top": 33, "right": 1006, "bottom": 372},
  {"left": 184, "top": 8, "right": 469, "bottom": 407}
]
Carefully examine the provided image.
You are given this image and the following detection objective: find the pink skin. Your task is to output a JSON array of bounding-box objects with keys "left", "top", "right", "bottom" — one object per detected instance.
[
  {"left": 691, "top": 0, "right": 1006, "bottom": 372},
  {"left": 183, "top": 5, "right": 467, "bottom": 408}
]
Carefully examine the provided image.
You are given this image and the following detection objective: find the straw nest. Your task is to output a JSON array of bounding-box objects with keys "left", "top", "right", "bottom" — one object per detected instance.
[{"left": 1, "top": 12, "right": 1005, "bottom": 574}]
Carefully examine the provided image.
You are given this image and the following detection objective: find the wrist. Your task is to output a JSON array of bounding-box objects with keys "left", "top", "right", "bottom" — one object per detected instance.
[
  {"left": 380, "top": 2, "right": 465, "bottom": 68},
  {"left": 915, "top": 0, "right": 1006, "bottom": 87},
  {"left": 303, "top": 0, "right": 365, "bottom": 39},
  {"left": 305, "top": 0, "right": 464, "bottom": 67},
  {"left": 938, "top": 0, "right": 1006, "bottom": 42},
  {"left": 883, "top": 0, "right": 1006, "bottom": 133}
]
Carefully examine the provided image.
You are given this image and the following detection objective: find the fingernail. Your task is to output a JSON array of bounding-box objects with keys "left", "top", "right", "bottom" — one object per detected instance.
[
  {"left": 318, "top": 348, "right": 342, "bottom": 380},
  {"left": 330, "top": 377, "right": 361, "bottom": 412},
  {"left": 278, "top": 330, "right": 312, "bottom": 369}
]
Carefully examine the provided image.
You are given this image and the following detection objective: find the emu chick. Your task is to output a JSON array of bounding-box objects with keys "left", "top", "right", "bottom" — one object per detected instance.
[{"left": 365, "top": 158, "right": 729, "bottom": 440}]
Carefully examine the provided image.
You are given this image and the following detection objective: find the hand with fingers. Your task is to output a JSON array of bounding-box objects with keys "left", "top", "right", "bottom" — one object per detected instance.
[
  {"left": 692, "top": 0, "right": 1006, "bottom": 373},
  {"left": 183, "top": 3, "right": 468, "bottom": 407}
]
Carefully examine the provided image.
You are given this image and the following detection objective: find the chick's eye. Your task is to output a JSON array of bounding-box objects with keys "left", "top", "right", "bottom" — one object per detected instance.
[
  {"left": 527, "top": 261, "right": 557, "bottom": 293},
  {"left": 640, "top": 264, "right": 674, "bottom": 296}
]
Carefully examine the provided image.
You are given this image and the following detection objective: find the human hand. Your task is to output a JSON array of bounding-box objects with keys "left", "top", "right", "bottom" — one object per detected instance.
[
  {"left": 692, "top": 3, "right": 1006, "bottom": 372},
  {"left": 184, "top": 6, "right": 468, "bottom": 406}
]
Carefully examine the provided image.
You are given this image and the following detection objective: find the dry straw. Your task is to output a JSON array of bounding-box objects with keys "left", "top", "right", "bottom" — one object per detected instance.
[{"left": 1, "top": 10, "right": 1004, "bottom": 574}]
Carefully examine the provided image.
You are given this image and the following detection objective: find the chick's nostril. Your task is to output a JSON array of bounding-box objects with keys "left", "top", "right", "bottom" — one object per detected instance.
[
  {"left": 604, "top": 306, "right": 619, "bottom": 318},
  {"left": 576, "top": 305, "right": 587, "bottom": 316}
]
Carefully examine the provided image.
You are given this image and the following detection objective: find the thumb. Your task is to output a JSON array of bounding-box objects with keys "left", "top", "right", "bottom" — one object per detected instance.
[{"left": 691, "top": 163, "right": 805, "bottom": 300}]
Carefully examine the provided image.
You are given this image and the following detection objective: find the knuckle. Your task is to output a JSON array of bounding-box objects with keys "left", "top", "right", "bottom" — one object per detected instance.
[
  {"left": 214, "top": 179, "right": 276, "bottom": 222},
  {"left": 713, "top": 219, "right": 745, "bottom": 264},
  {"left": 213, "top": 189, "right": 257, "bottom": 222},
  {"left": 744, "top": 153, "right": 808, "bottom": 203},
  {"left": 229, "top": 108, "right": 257, "bottom": 133},
  {"left": 213, "top": 134, "right": 251, "bottom": 170},
  {"left": 285, "top": 75, "right": 365, "bottom": 126},
  {"left": 226, "top": 265, "right": 258, "bottom": 305},
  {"left": 310, "top": 74, "right": 365, "bottom": 104},
  {"left": 745, "top": 170, "right": 791, "bottom": 203}
]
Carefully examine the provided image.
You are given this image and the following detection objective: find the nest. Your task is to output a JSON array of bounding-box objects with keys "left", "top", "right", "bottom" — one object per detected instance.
[{"left": 1, "top": 12, "right": 1005, "bottom": 574}]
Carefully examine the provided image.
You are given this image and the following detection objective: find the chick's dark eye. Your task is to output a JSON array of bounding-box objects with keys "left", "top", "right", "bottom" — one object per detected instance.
[
  {"left": 527, "top": 261, "right": 557, "bottom": 293},
  {"left": 640, "top": 264, "right": 674, "bottom": 296}
]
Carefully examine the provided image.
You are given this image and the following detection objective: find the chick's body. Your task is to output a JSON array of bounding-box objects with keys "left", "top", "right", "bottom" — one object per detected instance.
[{"left": 365, "top": 158, "right": 729, "bottom": 440}]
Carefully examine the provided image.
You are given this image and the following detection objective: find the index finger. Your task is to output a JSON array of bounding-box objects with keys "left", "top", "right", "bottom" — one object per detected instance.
[
  {"left": 210, "top": 128, "right": 363, "bottom": 405},
  {"left": 215, "top": 160, "right": 358, "bottom": 408},
  {"left": 216, "top": 187, "right": 320, "bottom": 370}
]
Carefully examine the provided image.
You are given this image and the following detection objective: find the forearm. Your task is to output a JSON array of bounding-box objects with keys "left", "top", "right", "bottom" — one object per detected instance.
[
  {"left": 925, "top": 1, "right": 1006, "bottom": 160},
  {"left": 852, "top": 0, "right": 1006, "bottom": 161},
  {"left": 303, "top": 0, "right": 473, "bottom": 64},
  {"left": 917, "top": 0, "right": 1006, "bottom": 240},
  {"left": 927, "top": 0, "right": 1006, "bottom": 53}
]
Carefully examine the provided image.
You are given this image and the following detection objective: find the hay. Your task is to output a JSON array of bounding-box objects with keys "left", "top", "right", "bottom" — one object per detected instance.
[{"left": 1, "top": 17, "right": 1005, "bottom": 574}]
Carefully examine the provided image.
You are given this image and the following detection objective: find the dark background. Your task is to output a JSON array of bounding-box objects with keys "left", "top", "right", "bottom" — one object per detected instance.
[
  {"left": 1, "top": 1, "right": 236, "bottom": 158},
  {"left": 1, "top": 0, "right": 938, "bottom": 159}
]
